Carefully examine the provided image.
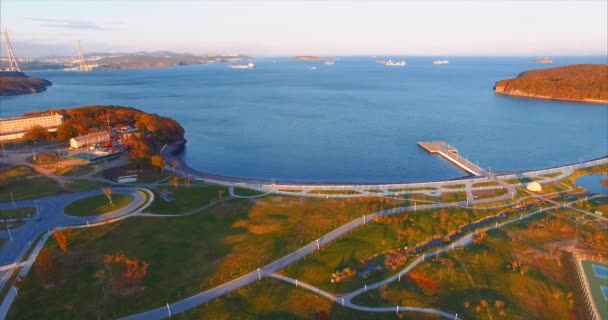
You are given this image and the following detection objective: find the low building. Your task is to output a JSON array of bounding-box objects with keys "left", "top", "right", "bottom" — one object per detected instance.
[
  {"left": 0, "top": 113, "right": 63, "bottom": 141},
  {"left": 69, "top": 131, "right": 110, "bottom": 149}
]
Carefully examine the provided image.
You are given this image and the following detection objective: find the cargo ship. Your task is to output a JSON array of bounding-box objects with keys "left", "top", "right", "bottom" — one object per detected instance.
[
  {"left": 535, "top": 57, "right": 553, "bottom": 64},
  {"left": 433, "top": 60, "right": 449, "bottom": 65},
  {"left": 385, "top": 59, "right": 406, "bottom": 66},
  {"left": 228, "top": 63, "right": 255, "bottom": 69}
]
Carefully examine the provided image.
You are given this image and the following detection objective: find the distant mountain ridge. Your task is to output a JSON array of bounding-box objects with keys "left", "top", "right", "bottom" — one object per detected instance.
[
  {"left": 1, "top": 51, "right": 252, "bottom": 71},
  {"left": 494, "top": 64, "right": 608, "bottom": 104}
]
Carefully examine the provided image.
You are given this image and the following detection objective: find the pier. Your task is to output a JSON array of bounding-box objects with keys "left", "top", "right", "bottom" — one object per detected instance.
[{"left": 418, "top": 141, "right": 487, "bottom": 176}]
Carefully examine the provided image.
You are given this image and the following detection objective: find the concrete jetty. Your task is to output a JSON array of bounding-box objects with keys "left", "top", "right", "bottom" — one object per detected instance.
[{"left": 418, "top": 141, "right": 487, "bottom": 176}]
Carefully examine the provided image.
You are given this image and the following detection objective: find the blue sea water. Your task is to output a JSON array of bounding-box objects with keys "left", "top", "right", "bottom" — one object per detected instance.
[{"left": 1, "top": 56, "right": 607, "bottom": 183}]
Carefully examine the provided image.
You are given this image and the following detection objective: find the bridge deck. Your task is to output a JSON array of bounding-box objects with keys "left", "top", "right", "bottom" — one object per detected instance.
[{"left": 418, "top": 141, "right": 486, "bottom": 176}]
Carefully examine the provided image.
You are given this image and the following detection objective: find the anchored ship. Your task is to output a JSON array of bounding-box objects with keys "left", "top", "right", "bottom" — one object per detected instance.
[
  {"left": 228, "top": 63, "right": 255, "bottom": 69},
  {"left": 385, "top": 59, "right": 406, "bottom": 66},
  {"left": 535, "top": 57, "right": 553, "bottom": 64},
  {"left": 433, "top": 60, "right": 449, "bottom": 65},
  {"left": 324, "top": 60, "right": 334, "bottom": 65}
]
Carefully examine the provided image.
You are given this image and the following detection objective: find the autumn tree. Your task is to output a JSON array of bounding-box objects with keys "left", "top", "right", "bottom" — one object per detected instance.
[
  {"left": 473, "top": 229, "right": 488, "bottom": 245},
  {"left": 53, "top": 227, "right": 73, "bottom": 254},
  {"left": 123, "top": 133, "right": 153, "bottom": 165},
  {"left": 150, "top": 155, "right": 165, "bottom": 173},
  {"left": 170, "top": 176, "right": 180, "bottom": 188},
  {"left": 22, "top": 125, "right": 51, "bottom": 143},
  {"left": 103, "top": 187, "right": 113, "bottom": 206}
]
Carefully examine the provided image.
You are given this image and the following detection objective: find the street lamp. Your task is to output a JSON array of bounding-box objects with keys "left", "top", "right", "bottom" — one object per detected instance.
[
  {"left": 34, "top": 200, "right": 40, "bottom": 217},
  {"left": 10, "top": 192, "right": 16, "bottom": 209},
  {"left": 7, "top": 225, "right": 13, "bottom": 243}
]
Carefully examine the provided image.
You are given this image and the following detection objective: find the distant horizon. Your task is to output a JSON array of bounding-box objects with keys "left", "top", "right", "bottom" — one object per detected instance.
[
  {"left": 1, "top": 0, "right": 606, "bottom": 58},
  {"left": 3, "top": 50, "right": 608, "bottom": 60}
]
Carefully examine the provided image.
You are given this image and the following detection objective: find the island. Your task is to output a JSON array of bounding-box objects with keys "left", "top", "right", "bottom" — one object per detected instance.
[
  {"left": 493, "top": 64, "right": 608, "bottom": 104},
  {"left": 0, "top": 71, "right": 52, "bottom": 96},
  {"left": 292, "top": 55, "right": 333, "bottom": 61}
]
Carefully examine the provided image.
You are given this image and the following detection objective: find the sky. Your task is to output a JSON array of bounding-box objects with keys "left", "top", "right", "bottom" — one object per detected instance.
[{"left": 1, "top": 0, "right": 607, "bottom": 58}]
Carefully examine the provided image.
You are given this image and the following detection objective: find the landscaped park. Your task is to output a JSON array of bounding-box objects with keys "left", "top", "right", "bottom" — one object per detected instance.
[{"left": 0, "top": 145, "right": 606, "bottom": 320}]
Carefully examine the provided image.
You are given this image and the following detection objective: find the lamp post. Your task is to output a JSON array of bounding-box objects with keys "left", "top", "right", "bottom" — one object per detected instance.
[
  {"left": 7, "top": 225, "right": 13, "bottom": 243},
  {"left": 10, "top": 192, "right": 16, "bottom": 209}
]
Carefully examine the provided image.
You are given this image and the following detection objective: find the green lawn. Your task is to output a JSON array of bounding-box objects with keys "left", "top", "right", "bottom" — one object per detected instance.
[
  {"left": 473, "top": 181, "right": 500, "bottom": 188},
  {"left": 388, "top": 187, "right": 435, "bottom": 192},
  {"left": 63, "top": 194, "right": 131, "bottom": 216},
  {"left": 308, "top": 190, "right": 360, "bottom": 195},
  {"left": 0, "top": 207, "right": 36, "bottom": 220},
  {"left": 9, "top": 195, "right": 404, "bottom": 319},
  {"left": 233, "top": 187, "right": 266, "bottom": 197},
  {"left": 147, "top": 185, "right": 228, "bottom": 215},
  {"left": 63, "top": 180, "right": 111, "bottom": 193},
  {"left": 54, "top": 165, "right": 94, "bottom": 176},
  {"left": 443, "top": 184, "right": 465, "bottom": 190},
  {"left": 0, "top": 166, "right": 64, "bottom": 202}
]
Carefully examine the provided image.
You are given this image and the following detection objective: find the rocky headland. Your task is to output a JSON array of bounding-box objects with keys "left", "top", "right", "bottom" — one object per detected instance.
[
  {"left": 0, "top": 71, "right": 52, "bottom": 96},
  {"left": 494, "top": 64, "right": 608, "bottom": 104}
]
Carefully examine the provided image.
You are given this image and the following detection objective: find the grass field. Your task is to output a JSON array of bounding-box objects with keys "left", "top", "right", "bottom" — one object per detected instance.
[
  {"left": 9, "top": 195, "right": 403, "bottom": 319},
  {"left": 308, "top": 190, "right": 360, "bottom": 195},
  {"left": 472, "top": 181, "right": 500, "bottom": 188},
  {"left": 0, "top": 166, "right": 64, "bottom": 202},
  {"left": 352, "top": 208, "right": 606, "bottom": 320},
  {"left": 0, "top": 207, "right": 36, "bottom": 220},
  {"left": 388, "top": 187, "right": 435, "bottom": 192},
  {"left": 63, "top": 194, "right": 131, "bottom": 216},
  {"left": 443, "top": 185, "right": 465, "bottom": 190},
  {"left": 232, "top": 187, "right": 266, "bottom": 197},
  {"left": 280, "top": 207, "right": 507, "bottom": 294},
  {"left": 147, "top": 185, "right": 228, "bottom": 215},
  {"left": 54, "top": 165, "right": 94, "bottom": 176},
  {"left": 472, "top": 188, "right": 509, "bottom": 200}
]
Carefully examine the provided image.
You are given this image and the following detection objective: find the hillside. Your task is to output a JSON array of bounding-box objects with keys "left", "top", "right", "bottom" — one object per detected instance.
[
  {"left": 0, "top": 72, "right": 52, "bottom": 96},
  {"left": 494, "top": 64, "right": 608, "bottom": 104}
]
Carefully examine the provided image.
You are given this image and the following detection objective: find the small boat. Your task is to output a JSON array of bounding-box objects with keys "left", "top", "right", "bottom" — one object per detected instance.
[
  {"left": 433, "top": 60, "right": 449, "bottom": 65},
  {"left": 324, "top": 60, "right": 334, "bottom": 65},
  {"left": 228, "top": 63, "right": 255, "bottom": 69},
  {"left": 307, "top": 66, "right": 317, "bottom": 70}
]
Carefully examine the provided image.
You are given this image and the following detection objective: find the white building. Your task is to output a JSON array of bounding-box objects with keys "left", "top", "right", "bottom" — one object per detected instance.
[
  {"left": 0, "top": 113, "right": 63, "bottom": 141},
  {"left": 69, "top": 131, "right": 110, "bottom": 149}
]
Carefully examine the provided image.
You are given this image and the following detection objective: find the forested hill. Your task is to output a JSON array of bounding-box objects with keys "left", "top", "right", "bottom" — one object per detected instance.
[
  {"left": 0, "top": 72, "right": 52, "bottom": 96},
  {"left": 493, "top": 64, "right": 608, "bottom": 104}
]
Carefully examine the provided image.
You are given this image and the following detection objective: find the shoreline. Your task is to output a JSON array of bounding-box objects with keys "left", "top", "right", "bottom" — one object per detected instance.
[
  {"left": 161, "top": 141, "right": 608, "bottom": 187},
  {"left": 494, "top": 91, "right": 608, "bottom": 105}
]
